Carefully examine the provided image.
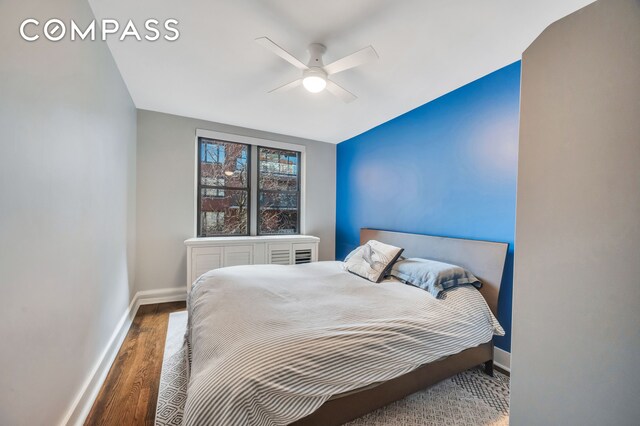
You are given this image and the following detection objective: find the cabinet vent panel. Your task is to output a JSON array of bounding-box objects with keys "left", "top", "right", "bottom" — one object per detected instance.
[
  {"left": 270, "top": 249, "right": 291, "bottom": 265},
  {"left": 294, "top": 249, "right": 312, "bottom": 264}
]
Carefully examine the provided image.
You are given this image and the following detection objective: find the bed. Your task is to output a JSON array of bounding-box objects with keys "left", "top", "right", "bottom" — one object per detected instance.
[{"left": 184, "top": 229, "right": 508, "bottom": 426}]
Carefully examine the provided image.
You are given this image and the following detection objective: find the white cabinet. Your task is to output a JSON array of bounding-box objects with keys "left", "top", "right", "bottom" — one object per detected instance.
[{"left": 185, "top": 235, "right": 320, "bottom": 291}]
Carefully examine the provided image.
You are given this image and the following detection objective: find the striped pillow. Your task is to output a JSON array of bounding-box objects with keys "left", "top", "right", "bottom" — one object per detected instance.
[{"left": 390, "top": 257, "right": 481, "bottom": 297}]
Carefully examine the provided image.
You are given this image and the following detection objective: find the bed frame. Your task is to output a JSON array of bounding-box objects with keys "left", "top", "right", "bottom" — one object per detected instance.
[{"left": 292, "top": 228, "right": 508, "bottom": 426}]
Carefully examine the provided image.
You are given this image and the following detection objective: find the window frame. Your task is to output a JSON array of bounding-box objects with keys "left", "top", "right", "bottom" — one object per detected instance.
[
  {"left": 256, "top": 146, "right": 302, "bottom": 236},
  {"left": 194, "top": 129, "right": 306, "bottom": 237},
  {"left": 196, "top": 137, "right": 251, "bottom": 237}
]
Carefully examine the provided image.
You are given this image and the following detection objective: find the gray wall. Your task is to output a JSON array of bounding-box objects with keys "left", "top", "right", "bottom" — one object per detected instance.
[
  {"left": 0, "top": 0, "right": 137, "bottom": 425},
  {"left": 136, "top": 110, "right": 336, "bottom": 291},
  {"left": 511, "top": 1, "right": 640, "bottom": 425}
]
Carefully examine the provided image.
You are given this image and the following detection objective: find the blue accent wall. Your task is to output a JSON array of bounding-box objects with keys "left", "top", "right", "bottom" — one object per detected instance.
[{"left": 336, "top": 61, "right": 520, "bottom": 352}]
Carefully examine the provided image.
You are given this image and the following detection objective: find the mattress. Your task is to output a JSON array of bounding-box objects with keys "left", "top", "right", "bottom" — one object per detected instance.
[{"left": 184, "top": 261, "right": 503, "bottom": 426}]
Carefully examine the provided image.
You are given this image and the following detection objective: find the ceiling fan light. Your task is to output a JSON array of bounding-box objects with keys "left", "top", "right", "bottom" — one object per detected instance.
[{"left": 302, "top": 75, "right": 327, "bottom": 93}]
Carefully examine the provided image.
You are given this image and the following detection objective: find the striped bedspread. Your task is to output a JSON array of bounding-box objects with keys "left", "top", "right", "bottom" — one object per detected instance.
[{"left": 185, "top": 261, "right": 503, "bottom": 426}]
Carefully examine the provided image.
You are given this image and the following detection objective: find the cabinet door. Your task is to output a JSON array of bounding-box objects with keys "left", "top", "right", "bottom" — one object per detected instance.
[
  {"left": 191, "top": 246, "right": 223, "bottom": 286},
  {"left": 224, "top": 245, "right": 254, "bottom": 267},
  {"left": 267, "top": 243, "right": 292, "bottom": 265},
  {"left": 292, "top": 242, "right": 318, "bottom": 264}
]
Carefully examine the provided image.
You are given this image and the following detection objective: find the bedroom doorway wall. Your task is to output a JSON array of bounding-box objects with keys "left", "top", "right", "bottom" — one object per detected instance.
[{"left": 511, "top": 0, "right": 640, "bottom": 423}]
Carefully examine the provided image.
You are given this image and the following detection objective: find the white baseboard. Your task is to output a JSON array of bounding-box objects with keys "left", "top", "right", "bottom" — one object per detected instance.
[
  {"left": 493, "top": 347, "right": 511, "bottom": 373},
  {"left": 137, "top": 287, "right": 188, "bottom": 306},
  {"left": 61, "top": 287, "right": 187, "bottom": 426}
]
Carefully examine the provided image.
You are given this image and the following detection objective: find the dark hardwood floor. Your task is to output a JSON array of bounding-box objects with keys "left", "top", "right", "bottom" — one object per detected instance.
[{"left": 85, "top": 302, "right": 186, "bottom": 426}]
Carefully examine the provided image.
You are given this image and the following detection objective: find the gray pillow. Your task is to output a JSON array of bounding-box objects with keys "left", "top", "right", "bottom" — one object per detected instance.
[
  {"left": 390, "top": 257, "right": 481, "bottom": 297},
  {"left": 344, "top": 240, "right": 404, "bottom": 283}
]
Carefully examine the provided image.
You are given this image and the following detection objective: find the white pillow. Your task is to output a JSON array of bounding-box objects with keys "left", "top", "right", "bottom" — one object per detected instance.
[{"left": 344, "top": 240, "right": 404, "bottom": 283}]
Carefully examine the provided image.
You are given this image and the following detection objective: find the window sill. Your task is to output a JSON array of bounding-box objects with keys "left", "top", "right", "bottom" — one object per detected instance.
[{"left": 184, "top": 234, "right": 319, "bottom": 247}]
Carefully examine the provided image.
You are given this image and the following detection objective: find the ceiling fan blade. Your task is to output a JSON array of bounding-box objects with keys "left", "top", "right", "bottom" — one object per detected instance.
[
  {"left": 326, "top": 80, "right": 357, "bottom": 103},
  {"left": 256, "top": 37, "right": 308, "bottom": 70},
  {"left": 324, "top": 45, "right": 378, "bottom": 75},
  {"left": 268, "top": 79, "right": 302, "bottom": 93}
]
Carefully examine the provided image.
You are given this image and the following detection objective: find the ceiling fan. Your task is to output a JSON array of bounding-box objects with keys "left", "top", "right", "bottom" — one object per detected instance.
[{"left": 256, "top": 37, "right": 378, "bottom": 103}]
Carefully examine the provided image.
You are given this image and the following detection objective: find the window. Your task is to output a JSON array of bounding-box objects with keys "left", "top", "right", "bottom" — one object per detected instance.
[
  {"left": 197, "top": 136, "right": 303, "bottom": 237},
  {"left": 197, "top": 138, "right": 250, "bottom": 236},
  {"left": 258, "top": 147, "right": 300, "bottom": 235}
]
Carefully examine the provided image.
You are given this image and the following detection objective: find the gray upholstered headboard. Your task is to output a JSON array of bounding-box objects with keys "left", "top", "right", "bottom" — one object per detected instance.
[{"left": 360, "top": 229, "right": 508, "bottom": 316}]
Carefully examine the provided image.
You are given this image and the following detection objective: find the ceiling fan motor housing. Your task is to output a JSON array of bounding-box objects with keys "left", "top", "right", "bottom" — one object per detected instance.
[
  {"left": 307, "top": 43, "right": 326, "bottom": 66},
  {"left": 303, "top": 67, "right": 327, "bottom": 81}
]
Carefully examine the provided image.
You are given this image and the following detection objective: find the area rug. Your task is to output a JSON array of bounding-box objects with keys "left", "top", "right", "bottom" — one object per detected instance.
[
  {"left": 155, "top": 311, "right": 509, "bottom": 426},
  {"left": 155, "top": 311, "right": 188, "bottom": 426}
]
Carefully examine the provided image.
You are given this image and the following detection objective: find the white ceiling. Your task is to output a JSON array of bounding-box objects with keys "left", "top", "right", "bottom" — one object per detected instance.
[{"left": 88, "top": 0, "right": 594, "bottom": 144}]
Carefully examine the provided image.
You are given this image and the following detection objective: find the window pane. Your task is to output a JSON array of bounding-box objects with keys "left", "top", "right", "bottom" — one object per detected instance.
[
  {"left": 199, "top": 188, "right": 249, "bottom": 236},
  {"left": 200, "top": 141, "right": 226, "bottom": 164},
  {"left": 199, "top": 139, "right": 248, "bottom": 189},
  {"left": 259, "top": 192, "right": 299, "bottom": 234},
  {"left": 200, "top": 211, "right": 225, "bottom": 234},
  {"left": 259, "top": 148, "right": 299, "bottom": 191}
]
